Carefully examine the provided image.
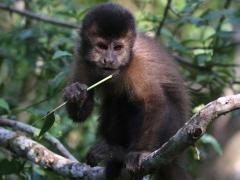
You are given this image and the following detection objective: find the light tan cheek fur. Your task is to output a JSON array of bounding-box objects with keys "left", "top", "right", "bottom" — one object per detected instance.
[{"left": 88, "top": 50, "right": 102, "bottom": 63}]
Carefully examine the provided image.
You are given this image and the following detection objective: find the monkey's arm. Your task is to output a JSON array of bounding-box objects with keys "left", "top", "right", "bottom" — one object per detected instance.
[{"left": 64, "top": 82, "right": 94, "bottom": 122}]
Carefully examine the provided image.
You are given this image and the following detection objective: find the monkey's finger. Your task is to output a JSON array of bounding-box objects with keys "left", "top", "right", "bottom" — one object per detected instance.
[{"left": 75, "top": 83, "right": 88, "bottom": 91}]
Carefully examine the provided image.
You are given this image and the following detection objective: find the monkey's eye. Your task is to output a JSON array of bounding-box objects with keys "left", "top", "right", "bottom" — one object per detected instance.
[
  {"left": 96, "top": 42, "right": 108, "bottom": 50},
  {"left": 114, "top": 44, "right": 123, "bottom": 51}
]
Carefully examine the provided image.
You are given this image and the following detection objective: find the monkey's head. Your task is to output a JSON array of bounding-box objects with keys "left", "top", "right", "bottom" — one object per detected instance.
[{"left": 79, "top": 3, "right": 136, "bottom": 76}]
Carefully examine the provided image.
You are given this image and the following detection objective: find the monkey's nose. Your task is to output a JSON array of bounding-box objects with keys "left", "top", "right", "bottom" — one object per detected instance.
[{"left": 103, "top": 58, "right": 114, "bottom": 64}]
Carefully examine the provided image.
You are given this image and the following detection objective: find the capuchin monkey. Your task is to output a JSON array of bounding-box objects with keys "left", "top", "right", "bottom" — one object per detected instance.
[{"left": 64, "top": 3, "right": 191, "bottom": 180}]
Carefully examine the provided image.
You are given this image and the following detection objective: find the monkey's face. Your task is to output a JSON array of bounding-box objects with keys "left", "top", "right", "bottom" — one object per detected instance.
[
  {"left": 84, "top": 35, "right": 134, "bottom": 76},
  {"left": 79, "top": 3, "right": 136, "bottom": 76}
]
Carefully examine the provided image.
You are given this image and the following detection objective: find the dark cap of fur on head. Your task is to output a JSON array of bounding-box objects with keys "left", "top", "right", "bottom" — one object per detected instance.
[{"left": 81, "top": 3, "right": 136, "bottom": 38}]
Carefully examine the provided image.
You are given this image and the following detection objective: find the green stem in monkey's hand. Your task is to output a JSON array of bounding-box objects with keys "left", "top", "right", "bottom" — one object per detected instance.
[{"left": 38, "top": 74, "right": 113, "bottom": 138}]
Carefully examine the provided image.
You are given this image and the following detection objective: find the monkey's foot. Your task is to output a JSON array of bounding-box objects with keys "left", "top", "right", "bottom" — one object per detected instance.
[
  {"left": 86, "top": 141, "right": 111, "bottom": 166},
  {"left": 125, "top": 151, "right": 150, "bottom": 172}
]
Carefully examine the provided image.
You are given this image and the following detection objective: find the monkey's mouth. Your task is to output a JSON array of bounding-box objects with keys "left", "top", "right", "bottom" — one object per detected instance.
[
  {"left": 102, "top": 67, "right": 116, "bottom": 71},
  {"left": 99, "top": 66, "right": 119, "bottom": 72},
  {"left": 98, "top": 67, "right": 120, "bottom": 76}
]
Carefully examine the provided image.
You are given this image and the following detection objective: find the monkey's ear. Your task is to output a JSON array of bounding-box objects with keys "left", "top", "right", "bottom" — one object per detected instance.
[{"left": 126, "top": 30, "right": 137, "bottom": 40}]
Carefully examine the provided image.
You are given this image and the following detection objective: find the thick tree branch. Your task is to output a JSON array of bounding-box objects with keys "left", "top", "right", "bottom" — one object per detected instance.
[
  {"left": 141, "top": 94, "right": 240, "bottom": 174},
  {"left": 0, "top": 128, "right": 104, "bottom": 179},
  {"left": 0, "top": 117, "right": 78, "bottom": 162},
  {"left": 1, "top": 94, "right": 240, "bottom": 178},
  {"left": 0, "top": 3, "right": 78, "bottom": 29}
]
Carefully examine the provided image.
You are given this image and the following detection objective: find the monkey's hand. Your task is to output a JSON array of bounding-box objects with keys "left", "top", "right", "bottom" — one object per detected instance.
[
  {"left": 125, "top": 151, "right": 150, "bottom": 172},
  {"left": 63, "top": 82, "right": 88, "bottom": 105}
]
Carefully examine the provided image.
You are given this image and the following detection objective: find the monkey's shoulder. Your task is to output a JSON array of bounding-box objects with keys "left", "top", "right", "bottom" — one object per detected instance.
[
  {"left": 131, "top": 33, "right": 181, "bottom": 80},
  {"left": 134, "top": 33, "right": 169, "bottom": 58}
]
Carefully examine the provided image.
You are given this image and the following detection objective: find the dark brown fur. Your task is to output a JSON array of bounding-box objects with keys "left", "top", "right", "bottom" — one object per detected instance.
[{"left": 64, "top": 3, "right": 191, "bottom": 180}]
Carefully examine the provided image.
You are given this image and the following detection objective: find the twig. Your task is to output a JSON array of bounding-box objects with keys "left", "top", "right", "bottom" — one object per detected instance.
[
  {"left": 0, "top": 3, "right": 78, "bottom": 29},
  {"left": 215, "top": 0, "right": 232, "bottom": 39},
  {"left": 155, "top": 0, "right": 172, "bottom": 37},
  {"left": 0, "top": 117, "right": 78, "bottom": 162},
  {"left": 212, "top": 0, "right": 233, "bottom": 55},
  {"left": 173, "top": 54, "right": 238, "bottom": 71}
]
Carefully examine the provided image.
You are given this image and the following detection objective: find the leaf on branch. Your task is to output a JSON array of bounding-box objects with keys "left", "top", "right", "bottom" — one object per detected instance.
[
  {"left": 0, "top": 98, "right": 10, "bottom": 113},
  {"left": 52, "top": 50, "right": 72, "bottom": 60},
  {"left": 200, "top": 134, "right": 223, "bottom": 155},
  {"left": 38, "top": 112, "right": 55, "bottom": 138},
  {"left": 18, "top": 29, "right": 33, "bottom": 40}
]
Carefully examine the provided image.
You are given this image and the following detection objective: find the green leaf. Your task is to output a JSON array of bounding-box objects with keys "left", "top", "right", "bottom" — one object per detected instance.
[
  {"left": 18, "top": 29, "right": 33, "bottom": 40},
  {"left": 216, "top": 31, "right": 234, "bottom": 39},
  {"left": 38, "top": 112, "right": 55, "bottom": 137},
  {"left": 168, "top": 39, "right": 188, "bottom": 52},
  {"left": 0, "top": 99, "right": 10, "bottom": 112},
  {"left": 0, "top": 159, "right": 22, "bottom": 175},
  {"left": 52, "top": 50, "right": 72, "bottom": 60},
  {"left": 47, "top": 70, "right": 68, "bottom": 97},
  {"left": 192, "top": 104, "right": 205, "bottom": 113},
  {"left": 201, "top": 9, "right": 232, "bottom": 21},
  {"left": 193, "top": 146, "right": 200, "bottom": 160},
  {"left": 196, "top": 75, "right": 208, "bottom": 83},
  {"left": 201, "top": 134, "right": 223, "bottom": 155},
  {"left": 161, "top": 28, "right": 173, "bottom": 38},
  {"left": 195, "top": 54, "right": 210, "bottom": 66},
  {"left": 181, "top": 16, "right": 205, "bottom": 26}
]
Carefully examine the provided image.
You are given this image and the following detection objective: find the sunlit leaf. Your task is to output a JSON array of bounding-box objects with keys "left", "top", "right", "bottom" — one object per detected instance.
[{"left": 192, "top": 104, "right": 205, "bottom": 113}]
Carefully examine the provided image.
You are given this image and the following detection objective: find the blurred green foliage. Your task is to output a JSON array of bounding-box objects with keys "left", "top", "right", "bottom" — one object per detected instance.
[{"left": 0, "top": 0, "right": 240, "bottom": 179}]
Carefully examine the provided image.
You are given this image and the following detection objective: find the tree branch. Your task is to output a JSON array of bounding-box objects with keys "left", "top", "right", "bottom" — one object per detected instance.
[
  {"left": 0, "top": 128, "right": 104, "bottom": 179},
  {"left": 1, "top": 94, "right": 240, "bottom": 178},
  {"left": 173, "top": 54, "right": 238, "bottom": 71},
  {"left": 0, "top": 117, "right": 78, "bottom": 162},
  {"left": 0, "top": 3, "right": 78, "bottom": 29},
  {"left": 212, "top": 0, "right": 232, "bottom": 55},
  {"left": 141, "top": 94, "right": 240, "bottom": 174},
  {"left": 155, "top": 0, "right": 172, "bottom": 37}
]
